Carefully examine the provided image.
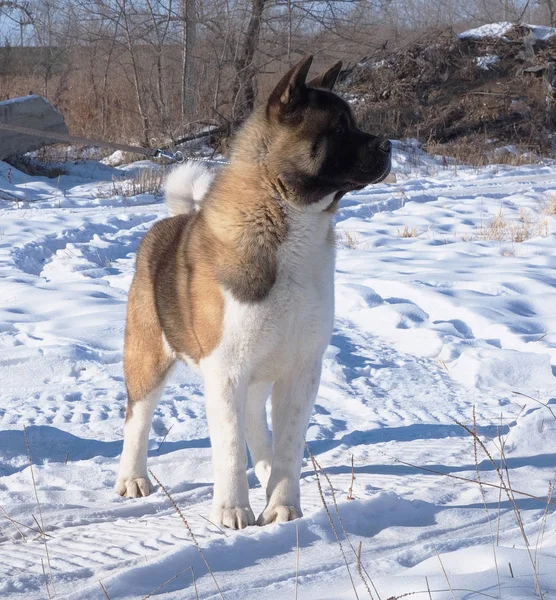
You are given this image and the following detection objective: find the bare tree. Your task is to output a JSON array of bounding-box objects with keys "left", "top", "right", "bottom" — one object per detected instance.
[
  {"left": 231, "top": 0, "right": 267, "bottom": 120},
  {"left": 181, "top": 0, "right": 197, "bottom": 122}
]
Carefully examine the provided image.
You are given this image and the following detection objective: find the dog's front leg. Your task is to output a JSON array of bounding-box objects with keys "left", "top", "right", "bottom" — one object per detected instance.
[
  {"left": 203, "top": 373, "right": 255, "bottom": 529},
  {"left": 258, "top": 360, "right": 322, "bottom": 525}
]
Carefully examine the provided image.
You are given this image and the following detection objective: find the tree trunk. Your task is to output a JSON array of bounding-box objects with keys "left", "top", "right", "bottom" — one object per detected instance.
[
  {"left": 546, "top": 0, "right": 556, "bottom": 26},
  {"left": 181, "top": 0, "right": 197, "bottom": 124},
  {"left": 232, "top": 0, "right": 266, "bottom": 121}
]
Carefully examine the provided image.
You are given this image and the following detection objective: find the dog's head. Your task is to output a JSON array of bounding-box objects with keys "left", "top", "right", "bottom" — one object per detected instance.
[{"left": 234, "top": 55, "right": 391, "bottom": 208}]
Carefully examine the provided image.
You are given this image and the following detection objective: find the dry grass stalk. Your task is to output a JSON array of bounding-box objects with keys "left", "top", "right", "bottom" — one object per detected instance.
[
  {"left": 398, "top": 226, "right": 418, "bottom": 238},
  {"left": 117, "top": 168, "right": 166, "bottom": 198},
  {"left": 481, "top": 209, "right": 506, "bottom": 241},
  {"left": 472, "top": 407, "right": 501, "bottom": 598},
  {"left": 192, "top": 567, "right": 200, "bottom": 600},
  {"left": 438, "top": 359, "right": 450, "bottom": 373},
  {"left": 141, "top": 566, "right": 196, "bottom": 600},
  {"left": 512, "top": 390, "right": 556, "bottom": 421},
  {"left": 347, "top": 454, "right": 355, "bottom": 501},
  {"left": 32, "top": 515, "right": 47, "bottom": 539},
  {"left": 425, "top": 576, "right": 432, "bottom": 600},
  {"left": 433, "top": 546, "right": 456, "bottom": 600},
  {"left": 338, "top": 230, "right": 361, "bottom": 249},
  {"left": 356, "top": 542, "right": 379, "bottom": 600},
  {"left": 197, "top": 513, "right": 228, "bottom": 537},
  {"left": 496, "top": 484, "right": 503, "bottom": 546},
  {"left": 307, "top": 445, "right": 380, "bottom": 600},
  {"left": 24, "top": 426, "right": 56, "bottom": 598},
  {"left": 132, "top": 167, "right": 166, "bottom": 197},
  {"left": 379, "top": 448, "right": 556, "bottom": 506},
  {"left": 41, "top": 559, "right": 52, "bottom": 600},
  {"left": 156, "top": 424, "right": 174, "bottom": 452},
  {"left": 0, "top": 504, "right": 27, "bottom": 542},
  {"left": 99, "top": 580, "right": 111, "bottom": 599},
  {"left": 456, "top": 419, "right": 543, "bottom": 597},
  {"left": 534, "top": 479, "right": 555, "bottom": 581},
  {"left": 478, "top": 208, "right": 548, "bottom": 244},
  {"left": 305, "top": 445, "right": 361, "bottom": 600},
  {"left": 387, "top": 587, "right": 498, "bottom": 599},
  {"left": 543, "top": 193, "right": 556, "bottom": 215},
  {"left": 148, "top": 469, "right": 225, "bottom": 600}
]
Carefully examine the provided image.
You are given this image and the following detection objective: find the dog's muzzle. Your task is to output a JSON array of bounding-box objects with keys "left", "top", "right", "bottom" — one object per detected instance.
[{"left": 372, "top": 139, "right": 392, "bottom": 183}]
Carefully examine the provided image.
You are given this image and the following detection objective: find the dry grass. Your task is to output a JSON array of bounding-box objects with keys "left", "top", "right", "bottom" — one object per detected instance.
[
  {"left": 309, "top": 444, "right": 526, "bottom": 600},
  {"left": 148, "top": 469, "right": 224, "bottom": 600},
  {"left": 479, "top": 208, "right": 548, "bottom": 244},
  {"left": 307, "top": 444, "right": 381, "bottom": 600},
  {"left": 428, "top": 138, "right": 545, "bottom": 169},
  {"left": 306, "top": 447, "right": 362, "bottom": 599},
  {"left": 98, "top": 167, "right": 167, "bottom": 200},
  {"left": 378, "top": 411, "right": 555, "bottom": 600},
  {"left": 338, "top": 230, "right": 362, "bottom": 249},
  {"left": 346, "top": 454, "right": 355, "bottom": 501},
  {"left": 455, "top": 418, "right": 544, "bottom": 597},
  {"left": 398, "top": 225, "right": 419, "bottom": 238},
  {"left": 349, "top": 25, "right": 556, "bottom": 161},
  {"left": 543, "top": 193, "right": 556, "bottom": 215},
  {"left": 99, "top": 580, "right": 111, "bottom": 599},
  {"left": 481, "top": 209, "right": 507, "bottom": 241},
  {"left": 124, "top": 167, "right": 166, "bottom": 197},
  {"left": 23, "top": 426, "right": 55, "bottom": 598}
]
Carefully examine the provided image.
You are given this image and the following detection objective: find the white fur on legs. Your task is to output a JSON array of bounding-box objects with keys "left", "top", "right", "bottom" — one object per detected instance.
[
  {"left": 202, "top": 369, "right": 255, "bottom": 529},
  {"left": 115, "top": 384, "right": 164, "bottom": 498},
  {"left": 245, "top": 382, "right": 273, "bottom": 490},
  {"left": 258, "top": 360, "right": 322, "bottom": 525}
]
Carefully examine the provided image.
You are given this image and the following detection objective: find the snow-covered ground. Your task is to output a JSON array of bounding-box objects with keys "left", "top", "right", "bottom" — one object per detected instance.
[{"left": 1, "top": 143, "right": 556, "bottom": 599}]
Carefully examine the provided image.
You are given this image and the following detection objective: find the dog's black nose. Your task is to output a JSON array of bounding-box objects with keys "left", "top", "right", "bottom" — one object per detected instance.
[{"left": 380, "top": 140, "right": 392, "bottom": 153}]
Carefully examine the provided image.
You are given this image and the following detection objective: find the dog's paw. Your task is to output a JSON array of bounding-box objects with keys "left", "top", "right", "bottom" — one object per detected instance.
[
  {"left": 212, "top": 506, "right": 256, "bottom": 530},
  {"left": 115, "top": 476, "right": 152, "bottom": 498},
  {"left": 257, "top": 505, "right": 301, "bottom": 526}
]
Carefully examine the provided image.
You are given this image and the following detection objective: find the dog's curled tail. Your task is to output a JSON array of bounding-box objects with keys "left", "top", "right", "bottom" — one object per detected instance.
[{"left": 165, "top": 161, "right": 215, "bottom": 217}]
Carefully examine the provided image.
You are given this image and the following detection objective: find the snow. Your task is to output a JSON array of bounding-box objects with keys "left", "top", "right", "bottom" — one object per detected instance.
[
  {"left": 476, "top": 54, "right": 499, "bottom": 70},
  {"left": 0, "top": 94, "right": 45, "bottom": 107},
  {"left": 460, "top": 21, "right": 556, "bottom": 41},
  {"left": 459, "top": 22, "right": 514, "bottom": 39},
  {"left": 1, "top": 142, "right": 556, "bottom": 599}
]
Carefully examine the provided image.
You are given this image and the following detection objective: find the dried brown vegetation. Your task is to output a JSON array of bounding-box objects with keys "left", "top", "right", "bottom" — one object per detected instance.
[{"left": 343, "top": 24, "right": 556, "bottom": 162}]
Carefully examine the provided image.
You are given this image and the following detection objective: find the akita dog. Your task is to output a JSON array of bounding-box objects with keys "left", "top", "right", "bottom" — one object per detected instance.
[{"left": 116, "top": 56, "right": 391, "bottom": 529}]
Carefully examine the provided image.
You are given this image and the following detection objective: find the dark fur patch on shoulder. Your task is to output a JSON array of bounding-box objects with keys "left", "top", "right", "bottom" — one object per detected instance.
[{"left": 216, "top": 200, "right": 287, "bottom": 302}]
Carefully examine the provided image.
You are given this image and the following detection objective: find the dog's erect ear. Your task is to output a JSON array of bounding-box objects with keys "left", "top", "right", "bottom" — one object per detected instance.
[
  {"left": 267, "top": 55, "right": 313, "bottom": 116},
  {"left": 307, "top": 61, "right": 342, "bottom": 90}
]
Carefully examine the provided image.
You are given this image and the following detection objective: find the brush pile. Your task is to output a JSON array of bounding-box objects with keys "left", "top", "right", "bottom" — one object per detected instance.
[{"left": 341, "top": 23, "right": 556, "bottom": 159}]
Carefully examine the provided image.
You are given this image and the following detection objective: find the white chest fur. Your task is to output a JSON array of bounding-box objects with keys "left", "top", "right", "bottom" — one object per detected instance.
[{"left": 203, "top": 203, "right": 336, "bottom": 384}]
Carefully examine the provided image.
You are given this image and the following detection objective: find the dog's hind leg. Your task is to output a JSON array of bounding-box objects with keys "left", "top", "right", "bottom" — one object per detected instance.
[
  {"left": 258, "top": 359, "right": 322, "bottom": 525},
  {"left": 246, "top": 382, "right": 273, "bottom": 491},
  {"left": 116, "top": 283, "right": 175, "bottom": 498}
]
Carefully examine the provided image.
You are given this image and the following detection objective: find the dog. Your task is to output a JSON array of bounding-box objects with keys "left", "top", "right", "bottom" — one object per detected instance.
[{"left": 115, "top": 55, "right": 391, "bottom": 529}]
